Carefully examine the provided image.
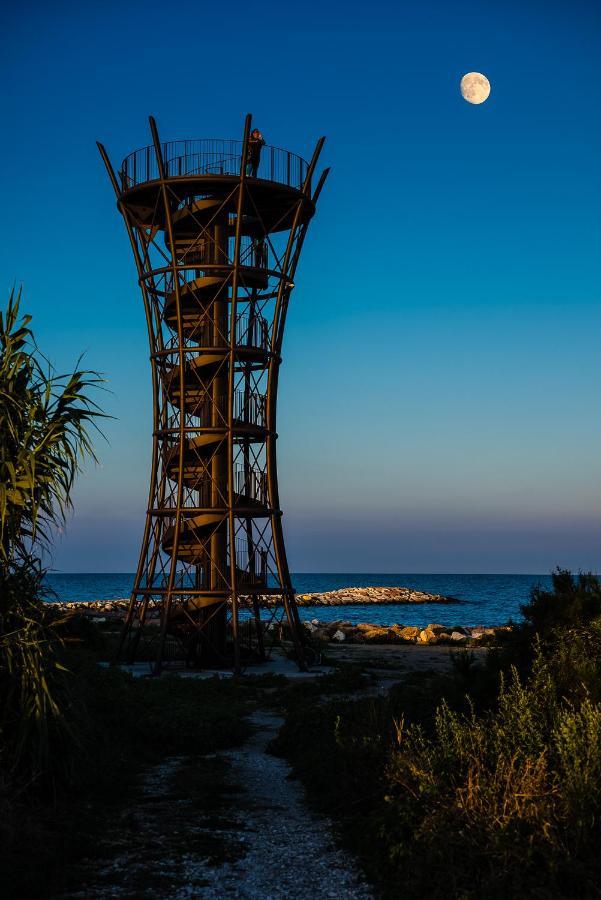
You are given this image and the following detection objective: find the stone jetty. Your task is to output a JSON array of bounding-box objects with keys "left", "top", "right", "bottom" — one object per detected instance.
[
  {"left": 48, "top": 586, "right": 459, "bottom": 618},
  {"left": 294, "top": 586, "right": 459, "bottom": 606}
]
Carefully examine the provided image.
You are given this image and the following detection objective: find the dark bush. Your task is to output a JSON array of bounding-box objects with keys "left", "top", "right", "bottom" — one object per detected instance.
[
  {"left": 276, "top": 572, "right": 601, "bottom": 898},
  {"left": 0, "top": 561, "right": 77, "bottom": 792},
  {"left": 522, "top": 568, "right": 601, "bottom": 637}
]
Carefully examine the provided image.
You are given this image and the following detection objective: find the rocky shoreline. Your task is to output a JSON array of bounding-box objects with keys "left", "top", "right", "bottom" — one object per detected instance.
[
  {"left": 47, "top": 592, "right": 509, "bottom": 646},
  {"left": 304, "top": 619, "right": 511, "bottom": 646}
]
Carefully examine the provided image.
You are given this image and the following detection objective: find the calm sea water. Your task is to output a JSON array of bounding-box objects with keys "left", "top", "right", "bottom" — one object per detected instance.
[{"left": 44, "top": 572, "right": 553, "bottom": 628}]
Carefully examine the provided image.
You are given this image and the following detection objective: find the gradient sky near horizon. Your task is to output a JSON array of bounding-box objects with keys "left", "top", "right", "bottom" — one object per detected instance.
[{"left": 1, "top": 0, "right": 600, "bottom": 574}]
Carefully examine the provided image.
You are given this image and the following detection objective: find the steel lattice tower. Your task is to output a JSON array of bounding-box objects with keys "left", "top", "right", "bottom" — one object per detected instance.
[{"left": 98, "top": 116, "right": 328, "bottom": 672}]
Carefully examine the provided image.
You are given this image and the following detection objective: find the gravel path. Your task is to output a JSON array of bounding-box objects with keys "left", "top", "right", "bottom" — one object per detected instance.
[
  {"left": 57, "top": 711, "right": 372, "bottom": 899},
  {"left": 188, "top": 710, "right": 373, "bottom": 899}
]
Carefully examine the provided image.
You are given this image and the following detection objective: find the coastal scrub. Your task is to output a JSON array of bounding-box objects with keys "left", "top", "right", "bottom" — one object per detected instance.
[{"left": 273, "top": 572, "right": 601, "bottom": 898}]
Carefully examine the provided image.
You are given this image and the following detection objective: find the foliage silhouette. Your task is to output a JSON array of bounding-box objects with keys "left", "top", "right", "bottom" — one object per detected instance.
[{"left": 0, "top": 288, "right": 103, "bottom": 791}]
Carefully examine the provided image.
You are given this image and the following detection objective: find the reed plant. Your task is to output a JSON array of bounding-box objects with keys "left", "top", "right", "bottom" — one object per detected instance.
[{"left": 0, "top": 288, "right": 103, "bottom": 791}]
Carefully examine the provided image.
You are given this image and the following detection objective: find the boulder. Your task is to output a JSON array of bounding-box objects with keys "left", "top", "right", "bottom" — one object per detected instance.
[
  {"left": 361, "top": 626, "right": 394, "bottom": 643},
  {"left": 332, "top": 629, "right": 346, "bottom": 642},
  {"left": 427, "top": 623, "right": 447, "bottom": 635},
  {"left": 389, "top": 625, "right": 413, "bottom": 643},
  {"left": 450, "top": 631, "right": 467, "bottom": 642},
  {"left": 419, "top": 628, "right": 439, "bottom": 644},
  {"left": 470, "top": 628, "right": 489, "bottom": 639},
  {"left": 398, "top": 626, "right": 421, "bottom": 642}
]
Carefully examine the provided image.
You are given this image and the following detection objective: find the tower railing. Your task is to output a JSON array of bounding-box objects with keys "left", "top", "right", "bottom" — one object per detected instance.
[
  {"left": 192, "top": 464, "right": 268, "bottom": 508},
  {"left": 165, "top": 389, "right": 266, "bottom": 430},
  {"left": 169, "top": 234, "right": 268, "bottom": 270},
  {"left": 162, "top": 312, "right": 269, "bottom": 352},
  {"left": 235, "top": 541, "right": 269, "bottom": 586},
  {"left": 120, "top": 139, "right": 308, "bottom": 191}
]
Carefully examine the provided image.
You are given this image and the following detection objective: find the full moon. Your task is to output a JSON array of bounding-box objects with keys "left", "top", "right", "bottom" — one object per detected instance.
[{"left": 460, "top": 72, "right": 491, "bottom": 105}]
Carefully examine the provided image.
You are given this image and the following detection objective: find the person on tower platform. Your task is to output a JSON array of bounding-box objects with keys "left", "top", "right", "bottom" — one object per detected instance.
[
  {"left": 253, "top": 237, "right": 267, "bottom": 270},
  {"left": 246, "top": 128, "right": 265, "bottom": 177}
]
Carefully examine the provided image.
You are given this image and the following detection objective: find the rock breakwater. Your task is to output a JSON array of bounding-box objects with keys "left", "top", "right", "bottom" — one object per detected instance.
[
  {"left": 47, "top": 586, "right": 460, "bottom": 618},
  {"left": 295, "top": 587, "right": 459, "bottom": 606},
  {"left": 304, "top": 619, "right": 511, "bottom": 646}
]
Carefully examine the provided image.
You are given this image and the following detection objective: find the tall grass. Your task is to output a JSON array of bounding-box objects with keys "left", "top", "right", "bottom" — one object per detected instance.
[{"left": 385, "top": 642, "right": 601, "bottom": 897}]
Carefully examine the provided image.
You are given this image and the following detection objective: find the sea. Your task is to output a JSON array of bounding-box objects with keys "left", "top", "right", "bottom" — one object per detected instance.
[{"left": 44, "top": 573, "right": 553, "bottom": 628}]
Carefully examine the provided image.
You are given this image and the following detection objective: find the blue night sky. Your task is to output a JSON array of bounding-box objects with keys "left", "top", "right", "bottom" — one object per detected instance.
[{"left": 1, "top": 0, "right": 600, "bottom": 573}]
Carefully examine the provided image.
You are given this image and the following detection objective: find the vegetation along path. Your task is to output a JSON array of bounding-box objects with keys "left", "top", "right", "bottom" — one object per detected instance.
[{"left": 56, "top": 703, "right": 373, "bottom": 899}]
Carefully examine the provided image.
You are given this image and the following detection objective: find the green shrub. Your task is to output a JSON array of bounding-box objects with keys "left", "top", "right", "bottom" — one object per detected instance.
[
  {"left": 381, "top": 643, "right": 601, "bottom": 897},
  {"left": 554, "top": 698, "right": 601, "bottom": 847},
  {"left": 275, "top": 575, "right": 601, "bottom": 898},
  {"left": 522, "top": 569, "right": 601, "bottom": 637}
]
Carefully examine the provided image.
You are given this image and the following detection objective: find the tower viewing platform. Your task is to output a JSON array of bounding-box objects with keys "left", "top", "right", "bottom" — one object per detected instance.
[{"left": 120, "top": 138, "right": 309, "bottom": 189}]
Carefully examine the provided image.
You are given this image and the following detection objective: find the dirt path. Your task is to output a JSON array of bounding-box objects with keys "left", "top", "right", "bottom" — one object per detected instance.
[
  {"left": 57, "top": 710, "right": 372, "bottom": 899},
  {"left": 196, "top": 710, "right": 372, "bottom": 899}
]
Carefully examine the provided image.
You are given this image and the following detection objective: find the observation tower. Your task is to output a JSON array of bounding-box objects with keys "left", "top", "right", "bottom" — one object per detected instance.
[{"left": 98, "top": 116, "right": 328, "bottom": 672}]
